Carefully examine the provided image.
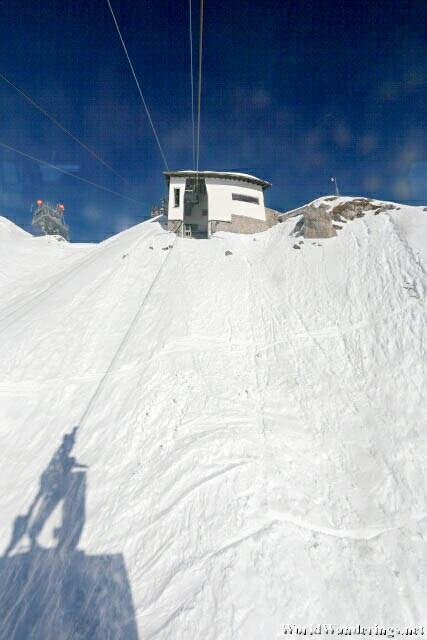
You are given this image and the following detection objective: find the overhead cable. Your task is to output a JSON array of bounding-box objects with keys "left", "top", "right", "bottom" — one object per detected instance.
[
  {"left": 189, "top": 0, "right": 195, "bottom": 168},
  {"left": 0, "top": 72, "right": 129, "bottom": 184},
  {"left": 0, "top": 142, "right": 145, "bottom": 206},
  {"left": 196, "top": 0, "right": 204, "bottom": 176},
  {"left": 77, "top": 236, "right": 176, "bottom": 431},
  {"left": 105, "top": 0, "right": 170, "bottom": 172}
]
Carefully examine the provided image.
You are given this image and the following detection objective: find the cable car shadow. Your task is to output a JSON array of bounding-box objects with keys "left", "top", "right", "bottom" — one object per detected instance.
[{"left": 0, "top": 428, "right": 138, "bottom": 640}]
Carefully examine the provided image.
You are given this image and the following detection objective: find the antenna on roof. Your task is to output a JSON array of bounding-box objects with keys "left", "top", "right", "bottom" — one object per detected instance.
[{"left": 330, "top": 177, "right": 340, "bottom": 196}]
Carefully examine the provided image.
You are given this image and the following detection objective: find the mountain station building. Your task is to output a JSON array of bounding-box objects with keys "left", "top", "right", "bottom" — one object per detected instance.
[{"left": 164, "top": 170, "right": 276, "bottom": 238}]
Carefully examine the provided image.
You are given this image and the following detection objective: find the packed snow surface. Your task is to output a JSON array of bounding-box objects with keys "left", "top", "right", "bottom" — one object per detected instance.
[{"left": 0, "top": 199, "right": 426, "bottom": 639}]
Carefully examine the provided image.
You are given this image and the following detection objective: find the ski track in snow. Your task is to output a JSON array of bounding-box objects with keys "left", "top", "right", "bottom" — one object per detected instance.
[{"left": 0, "top": 201, "right": 426, "bottom": 638}]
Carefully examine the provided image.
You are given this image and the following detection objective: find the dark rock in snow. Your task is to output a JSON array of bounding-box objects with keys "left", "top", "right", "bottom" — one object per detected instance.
[
  {"left": 300, "top": 205, "right": 337, "bottom": 239},
  {"left": 332, "top": 198, "right": 396, "bottom": 221}
]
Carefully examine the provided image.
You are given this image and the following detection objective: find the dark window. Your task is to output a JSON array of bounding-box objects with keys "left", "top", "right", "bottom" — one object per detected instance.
[
  {"left": 232, "top": 193, "right": 259, "bottom": 205},
  {"left": 174, "top": 188, "right": 180, "bottom": 207},
  {"left": 202, "top": 209, "right": 208, "bottom": 216}
]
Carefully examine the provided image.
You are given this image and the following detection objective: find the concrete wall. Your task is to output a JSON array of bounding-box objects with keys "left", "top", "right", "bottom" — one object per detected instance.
[
  {"left": 205, "top": 178, "right": 265, "bottom": 223},
  {"left": 211, "top": 207, "right": 280, "bottom": 235},
  {"left": 212, "top": 214, "right": 268, "bottom": 235},
  {"left": 167, "top": 176, "right": 186, "bottom": 221},
  {"left": 264, "top": 207, "right": 281, "bottom": 227}
]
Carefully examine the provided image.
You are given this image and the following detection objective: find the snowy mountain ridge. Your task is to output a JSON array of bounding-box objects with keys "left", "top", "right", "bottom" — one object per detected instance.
[{"left": 0, "top": 197, "right": 426, "bottom": 639}]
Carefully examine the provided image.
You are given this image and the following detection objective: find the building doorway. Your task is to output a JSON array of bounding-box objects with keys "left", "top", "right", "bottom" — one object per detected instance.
[{"left": 183, "top": 178, "right": 208, "bottom": 238}]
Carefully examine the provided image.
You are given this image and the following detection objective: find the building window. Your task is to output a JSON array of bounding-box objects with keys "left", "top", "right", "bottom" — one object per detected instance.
[
  {"left": 174, "top": 188, "right": 180, "bottom": 207},
  {"left": 232, "top": 193, "right": 259, "bottom": 205},
  {"left": 202, "top": 209, "right": 208, "bottom": 216}
]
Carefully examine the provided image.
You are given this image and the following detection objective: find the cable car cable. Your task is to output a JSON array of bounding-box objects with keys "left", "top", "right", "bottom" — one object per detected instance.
[
  {"left": 77, "top": 236, "right": 177, "bottom": 431},
  {"left": 0, "top": 142, "right": 146, "bottom": 207},
  {"left": 195, "top": 0, "right": 204, "bottom": 179},
  {"left": 0, "top": 72, "right": 129, "bottom": 185},
  {"left": 105, "top": 0, "right": 170, "bottom": 172},
  {"left": 189, "top": 0, "right": 195, "bottom": 169}
]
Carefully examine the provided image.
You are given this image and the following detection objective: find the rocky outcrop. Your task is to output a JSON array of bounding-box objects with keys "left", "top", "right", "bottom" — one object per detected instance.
[
  {"left": 293, "top": 205, "right": 337, "bottom": 239},
  {"left": 304, "top": 206, "right": 337, "bottom": 238},
  {"left": 290, "top": 198, "right": 399, "bottom": 239},
  {"left": 331, "top": 198, "right": 397, "bottom": 221}
]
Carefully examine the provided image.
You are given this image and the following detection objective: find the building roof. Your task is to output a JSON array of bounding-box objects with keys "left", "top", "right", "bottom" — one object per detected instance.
[{"left": 163, "top": 170, "right": 271, "bottom": 190}]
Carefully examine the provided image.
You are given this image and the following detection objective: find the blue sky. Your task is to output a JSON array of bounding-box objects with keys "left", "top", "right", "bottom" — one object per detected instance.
[{"left": 0, "top": 0, "right": 426, "bottom": 241}]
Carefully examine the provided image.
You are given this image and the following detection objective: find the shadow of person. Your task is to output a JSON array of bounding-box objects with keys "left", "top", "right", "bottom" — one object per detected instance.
[
  {"left": 1, "top": 428, "right": 138, "bottom": 639},
  {"left": 4, "top": 426, "right": 86, "bottom": 557}
]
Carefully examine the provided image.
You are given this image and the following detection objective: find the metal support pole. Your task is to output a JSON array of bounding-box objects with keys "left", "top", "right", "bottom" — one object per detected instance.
[{"left": 331, "top": 177, "right": 340, "bottom": 196}]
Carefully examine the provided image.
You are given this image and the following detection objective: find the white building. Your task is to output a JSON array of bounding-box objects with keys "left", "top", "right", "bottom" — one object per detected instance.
[{"left": 164, "top": 170, "right": 272, "bottom": 238}]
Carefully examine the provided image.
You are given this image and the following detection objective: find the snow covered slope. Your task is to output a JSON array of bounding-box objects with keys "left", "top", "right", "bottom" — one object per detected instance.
[{"left": 0, "top": 199, "right": 426, "bottom": 639}]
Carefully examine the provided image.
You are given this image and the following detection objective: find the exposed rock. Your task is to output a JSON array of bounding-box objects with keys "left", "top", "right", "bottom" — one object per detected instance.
[
  {"left": 294, "top": 205, "right": 337, "bottom": 239},
  {"left": 292, "top": 217, "right": 304, "bottom": 236},
  {"left": 293, "top": 244, "right": 301, "bottom": 249},
  {"left": 331, "top": 198, "right": 396, "bottom": 221},
  {"left": 225, "top": 250, "right": 233, "bottom": 256},
  {"left": 288, "top": 197, "right": 401, "bottom": 240}
]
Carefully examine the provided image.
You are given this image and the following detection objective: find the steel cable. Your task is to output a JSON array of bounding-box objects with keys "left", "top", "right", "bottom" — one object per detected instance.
[
  {"left": 0, "top": 72, "right": 129, "bottom": 184},
  {"left": 0, "top": 141, "right": 146, "bottom": 206},
  {"left": 105, "top": 0, "right": 170, "bottom": 172}
]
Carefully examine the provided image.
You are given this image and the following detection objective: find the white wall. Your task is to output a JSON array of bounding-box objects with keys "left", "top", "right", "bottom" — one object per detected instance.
[
  {"left": 167, "top": 177, "right": 186, "bottom": 221},
  {"left": 205, "top": 178, "right": 265, "bottom": 223}
]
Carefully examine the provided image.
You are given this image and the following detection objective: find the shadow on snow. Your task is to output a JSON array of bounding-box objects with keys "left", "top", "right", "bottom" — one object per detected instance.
[{"left": 0, "top": 427, "right": 138, "bottom": 639}]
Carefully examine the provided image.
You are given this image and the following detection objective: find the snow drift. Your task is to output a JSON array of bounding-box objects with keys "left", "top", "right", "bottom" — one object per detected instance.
[{"left": 0, "top": 198, "right": 426, "bottom": 638}]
